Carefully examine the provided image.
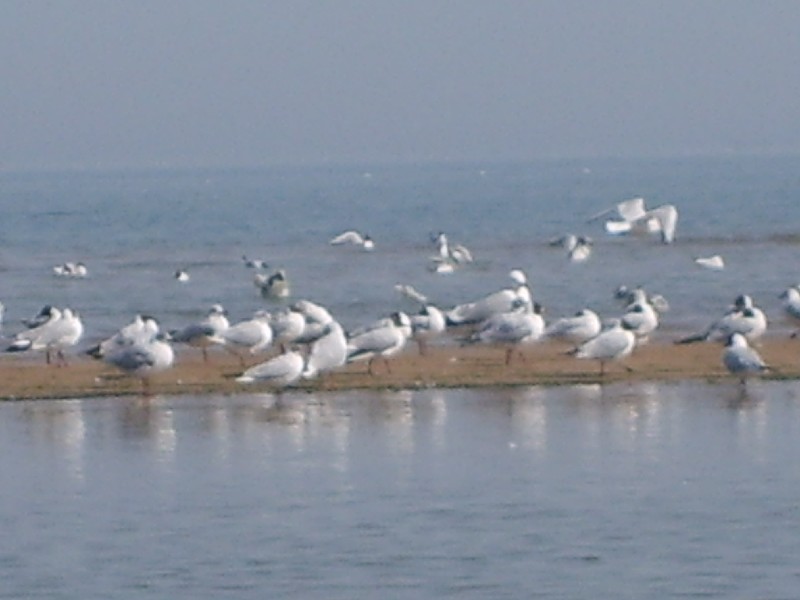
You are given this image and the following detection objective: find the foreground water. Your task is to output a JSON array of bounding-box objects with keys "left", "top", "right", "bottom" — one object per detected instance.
[{"left": 3, "top": 381, "right": 800, "bottom": 598}]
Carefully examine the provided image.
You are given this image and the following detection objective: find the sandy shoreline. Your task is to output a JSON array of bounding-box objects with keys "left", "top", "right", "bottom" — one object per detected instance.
[{"left": 1, "top": 337, "right": 798, "bottom": 401}]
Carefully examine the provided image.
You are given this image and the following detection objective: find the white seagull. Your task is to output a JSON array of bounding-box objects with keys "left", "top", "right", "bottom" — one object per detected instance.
[
  {"left": 621, "top": 299, "right": 659, "bottom": 344},
  {"left": 302, "top": 320, "right": 348, "bottom": 380},
  {"left": 174, "top": 269, "right": 190, "bottom": 283},
  {"left": 254, "top": 269, "right": 290, "bottom": 300},
  {"left": 7, "top": 307, "right": 84, "bottom": 366},
  {"left": 570, "top": 319, "right": 636, "bottom": 377},
  {"left": 170, "top": 304, "right": 230, "bottom": 362},
  {"left": 779, "top": 285, "right": 800, "bottom": 337},
  {"left": 677, "top": 295, "right": 767, "bottom": 345},
  {"left": 329, "top": 230, "right": 375, "bottom": 251},
  {"left": 694, "top": 255, "right": 725, "bottom": 271},
  {"left": 467, "top": 300, "right": 545, "bottom": 365},
  {"left": 53, "top": 262, "right": 88, "bottom": 278},
  {"left": 722, "top": 333, "right": 770, "bottom": 385},
  {"left": 346, "top": 312, "right": 412, "bottom": 375},
  {"left": 103, "top": 332, "right": 175, "bottom": 395},
  {"left": 222, "top": 310, "right": 274, "bottom": 366},
  {"left": 86, "top": 314, "right": 161, "bottom": 359},
  {"left": 410, "top": 305, "right": 447, "bottom": 355},
  {"left": 545, "top": 309, "right": 602, "bottom": 349},
  {"left": 236, "top": 349, "right": 305, "bottom": 388},
  {"left": 589, "top": 197, "right": 678, "bottom": 244},
  {"left": 446, "top": 269, "right": 531, "bottom": 326},
  {"left": 242, "top": 255, "right": 269, "bottom": 269}
]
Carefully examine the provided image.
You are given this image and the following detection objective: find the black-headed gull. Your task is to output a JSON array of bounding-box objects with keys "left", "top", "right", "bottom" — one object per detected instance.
[
  {"left": 346, "top": 312, "right": 412, "bottom": 375},
  {"left": 446, "top": 269, "right": 531, "bottom": 326},
  {"left": 103, "top": 332, "right": 175, "bottom": 395},
  {"left": 410, "top": 305, "right": 446, "bottom": 355},
  {"left": 590, "top": 197, "right": 678, "bottom": 244},
  {"left": 236, "top": 348, "right": 305, "bottom": 388},
  {"left": 544, "top": 309, "right": 602, "bottom": 349},
  {"left": 677, "top": 295, "right": 767, "bottom": 344},
  {"left": 222, "top": 310, "right": 274, "bottom": 366},
  {"left": 570, "top": 319, "right": 636, "bottom": 377},
  {"left": 254, "top": 269, "right": 290, "bottom": 300},
  {"left": 329, "top": 230, "right": 375, "bottom": 251},
  {"left": 7, "top": 307, "right": 83, "bottom": 366},
  {"left": 170, "top": 304, "right": 230, "bottom": 362},
  {"left": 722, "top": 333, "right": 770, "bottom": 385},
  {"left": 467, "top": 300, "right": 545, "bottom": 365}
]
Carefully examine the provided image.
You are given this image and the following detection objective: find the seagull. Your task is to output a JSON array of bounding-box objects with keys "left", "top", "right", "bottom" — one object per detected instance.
[
  {"left": 346, "top": 312, "right": 412, "bottom": 375},
  {"left": 589, "top": 197, "right": 678, "bottom": 244},
  {"left": 446, "top": 269, "right": 531, "bottom": 326},
  {"left": 544, "top": 309, "right": 602, "bottom": 349},
  {"left": 86, "top": 314, "right": 161, "bottom": 359},
  {"left": 103, "top": 331, "right": 175, "bottom": 395},
  {"left": 53, "top": 262, "right": 88, "bottom": 278},
  {"left": 302, "top": 319, "right": 348, "bottom": 380},
  {"left": 722, "top": 332, "right": 770, "bottom": 385},
  {"left": 394, "top": 283, "right": 428, "bottom": 305},
  {"left": 254, "top": 269, "right": 290, "bottom": 300},
  {"left": 23, "top": 305, "right": 59, "bottom": 329},
  {"left": 779, "top": 285, "right": 800, "bottom": 337},
  {"left": 567, "top": 236, "right": 593, "bottom": 263},
  {"left": 621, "top": 299, "right": 659, "bottom": 344},
  {"left": 329, "top": 230, "right": 375, "bottom": 251},
  {"left": 270, "top": 306, "right": 307, "bottom": 351},
  {"left": 242, "top": 255, "right": 269, "bottom": 269},
  {"left": 467, "top": 300, "right": 545, "bottom": 365},
  {"left": 430, "top": 232, "right": 473, "bottom": 272},
  {"left": 7, "top": 307, "right": 83, "bottom": 366},
  {"left": 615, "top": 285, "right": 670, "bottom": 314},
  {"left": 170, "top": 304, "right": 230, "bottom": 362},
  {"left": 236, "top": 348, "right": 305, "bottom": 388},
  {"left": 222, "top": 310, "right": 274, "bottom": 366},
  {"left": 677, "top": 295, "right": 767, "bottom": 345},
  {"left": 570, "top": 319, "right": 636, "bottom": 377},
  {"left": 410, "top": 305, "right": 446, "bottom": 355},
  {"left": 694, "top": 255, "right": 725, "bottom": 271},
  {"left": 174, "top": 269, "right": 190, "bottom": 283}
]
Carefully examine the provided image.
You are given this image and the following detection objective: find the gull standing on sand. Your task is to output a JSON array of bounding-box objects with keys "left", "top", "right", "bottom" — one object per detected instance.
[
  {"left": 722, "top": 332, "right": 770, "bottom": 385},
  {"left": 7, "top": 307, "right": 83, "bottom": 366},
  {"left": 346, "top": 312, "right": 412, "bottom": 375},
  {"left": 170, "top": 304, "right": 230, "bottom": 362},
  {"left": 302, "top": 319, "right": 348, "bottom": 380},
  {"left": 621, "top": 298, "right": 659, "bottom": 344},
  {"left": 779, "top": 285, "right": 800, "bottom": 337},
  {"left": 677, "top": 295, "right": 767, "bottom": 344},
  {"left": 589, "top": 197, "right": 678, "bottom": 244},
  {"left": 270, "top": 305, "right": 307, "bottom": 351},
  {"left": 222, "top": 310, "right": 274, "bottom": 366},
  {"left": 467, "top": 300, "right": 545, "bottom": 365},
  {"left": 570, "top": 319, "right": 636, "bottom": 377},
  {"left": 544, "top": 309, "right": 602, "bottom": 350},
  {"left": 103, "top": 331, "right": 175, "bottom": 395},
  {"left": 446, "top": 269, "right": 531, "bottom": 326},
  {"left": 236, "top": 348, "right": 305, "bottom": 388},
  {"left": 86, "top": 314, "right": 160, "bottom": 359},
  {"left": 329, "top": 230, "right": 375, "bottom": 251},
  {"left": 410, "top": 305, "right": 446, "bottom": 355}
]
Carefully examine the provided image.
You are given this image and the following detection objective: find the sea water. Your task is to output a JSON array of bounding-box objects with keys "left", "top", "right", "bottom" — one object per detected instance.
[
  {"left": 2, "top": 382, "right": 800, "bottom": 598},
  {"left": 0, "top": 155, "right": 798, "bottom": 343}
]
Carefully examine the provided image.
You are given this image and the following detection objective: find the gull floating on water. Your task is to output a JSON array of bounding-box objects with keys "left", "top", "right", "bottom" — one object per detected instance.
[
  {"left": 589, "top": 197, "right": 678, "bottom": 244},
  {"left": 570, "top": 318, "right": 636, "bottom": 377},
  {"left": 429, "top": 232, "right": 473, "bottom": 273},
  {"left": 170, "top": 303, "right": 230, "bottom": 362},
  {"left": 694, "top": 255, "right": 725, "bottom": 271},
  {"left": 242, "top": 255, "right": 269, "bottom": 269},
  {"left": 329, "top": 230, "right": 375, "bottom": 251},
  {"left": 615, "top": 285, "right": 670, "bottom": 314},
  {"left": 254, "top": 269, "right": 290, "bottom": 300},
  {"left": 53, "top": 262, "right": 88, "bottom": 278},
  {"left": 722, "top": 332, "right": 770, "bottom": 385},
  {"left": 174, "top": 269, "right": 190, "bottom": 283}
]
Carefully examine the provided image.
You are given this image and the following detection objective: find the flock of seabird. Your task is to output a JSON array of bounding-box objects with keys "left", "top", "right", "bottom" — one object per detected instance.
[{"left": 4, "top": 199, "right": 798, "bottom": 394}]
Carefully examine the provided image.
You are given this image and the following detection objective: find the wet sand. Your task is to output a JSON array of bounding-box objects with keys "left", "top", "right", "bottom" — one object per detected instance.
[{"left": 1, "top": 337, "right": 798, "bottom": 400}]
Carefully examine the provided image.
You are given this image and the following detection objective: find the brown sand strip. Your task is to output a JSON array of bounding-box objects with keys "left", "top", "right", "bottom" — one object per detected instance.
[{"left": 1, "top": 338, "right": 798, "bottom": 401}]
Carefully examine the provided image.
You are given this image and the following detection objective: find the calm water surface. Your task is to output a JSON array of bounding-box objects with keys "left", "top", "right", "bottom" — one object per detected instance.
[{"left": 3, "top": 381, "right": 800, "bottom": 598}]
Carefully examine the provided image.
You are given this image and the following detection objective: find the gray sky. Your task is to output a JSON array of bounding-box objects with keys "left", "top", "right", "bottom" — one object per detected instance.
[{"left": 2, "top": 1, "right": 800, "bottom": 170}]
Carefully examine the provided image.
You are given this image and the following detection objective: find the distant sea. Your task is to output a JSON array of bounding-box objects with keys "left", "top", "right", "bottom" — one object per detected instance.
[{"left": 0, "top": 155, "right": 798, "bottom": 345}]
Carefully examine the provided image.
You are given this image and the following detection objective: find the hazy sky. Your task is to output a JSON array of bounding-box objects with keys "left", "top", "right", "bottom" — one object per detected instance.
[{"left": 2, "top": 1, "right": 800, "bottom": 170}]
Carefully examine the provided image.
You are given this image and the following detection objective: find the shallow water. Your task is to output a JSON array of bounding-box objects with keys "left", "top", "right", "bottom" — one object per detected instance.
[
  {"left": 0, "top": 156, "right": 799, "bottom": 345},
  {"left": 3, "top": 381, "right": 800, "bottom": 598}
]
